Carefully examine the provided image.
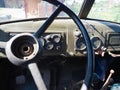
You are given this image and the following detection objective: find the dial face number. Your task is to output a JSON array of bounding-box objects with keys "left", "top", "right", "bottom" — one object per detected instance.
[
  {"left": 75, "top": 37, "right": 86, "bottom": 51},
  {"left": 91, "top": 36, "right": 102, "bottom": 50}
]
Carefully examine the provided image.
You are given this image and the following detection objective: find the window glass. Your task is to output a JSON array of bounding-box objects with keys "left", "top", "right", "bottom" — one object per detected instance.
[
  {"left": 0, "top": 0, "right": 84, "bottom": 22},
  {"left": 88, "top": 0, "right": 120, "bottom": 23}
]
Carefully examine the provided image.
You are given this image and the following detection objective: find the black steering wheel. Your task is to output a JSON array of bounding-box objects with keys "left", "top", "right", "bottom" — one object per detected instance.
[{"left": 4, "top": 0, "right": 94, "bottom": 90}]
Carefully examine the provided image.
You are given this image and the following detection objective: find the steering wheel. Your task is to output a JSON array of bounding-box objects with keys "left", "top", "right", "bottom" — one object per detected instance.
[{"left": 3, "top": 0, "right": 94, "bottom": 90}]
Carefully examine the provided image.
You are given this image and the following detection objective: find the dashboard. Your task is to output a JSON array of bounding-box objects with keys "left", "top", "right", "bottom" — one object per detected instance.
[{"left": 0, "top": 19, "right": 120, "bottom": 57}]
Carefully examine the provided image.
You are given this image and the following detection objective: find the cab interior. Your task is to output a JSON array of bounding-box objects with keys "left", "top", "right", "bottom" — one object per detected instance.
[{"left": 0, "top": 0, "right": 120, "bottom": 90}]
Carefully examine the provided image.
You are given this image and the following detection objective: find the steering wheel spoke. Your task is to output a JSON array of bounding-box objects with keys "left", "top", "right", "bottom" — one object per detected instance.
[
  {"left": 0, "top": 41, "right": 7, "bottom": 49},
  {"left": 28, "top": 63, "right": 47, "bottom": 90},
  {"left": 34, "top": 5, "right": 62, "bottom": 38}
]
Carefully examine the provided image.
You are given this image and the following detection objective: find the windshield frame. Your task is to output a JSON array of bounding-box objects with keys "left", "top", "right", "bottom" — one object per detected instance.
[{"left": 78, "top": 0, "right": 95, "bottom": 19}]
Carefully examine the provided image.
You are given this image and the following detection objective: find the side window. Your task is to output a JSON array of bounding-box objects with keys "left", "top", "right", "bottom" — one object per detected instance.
[{"left": 88, "top": 0, "right": 120, "bottom": 23}]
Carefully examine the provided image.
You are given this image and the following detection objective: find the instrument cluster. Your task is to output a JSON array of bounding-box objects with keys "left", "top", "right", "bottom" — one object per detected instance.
[
  {"left": 74, "top": 29, "right": 103, "bottom": 54},
  {"left": 40, "top": 33, "right": 62, "bottom": 51}
]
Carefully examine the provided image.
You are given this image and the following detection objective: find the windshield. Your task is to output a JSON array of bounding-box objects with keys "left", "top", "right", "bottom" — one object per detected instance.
[
  {"left": 0, "top": 0, "right": 83, "bottom": 22},
  {"left": 88, "top": 0, "right": 120, "bottom": 23}
]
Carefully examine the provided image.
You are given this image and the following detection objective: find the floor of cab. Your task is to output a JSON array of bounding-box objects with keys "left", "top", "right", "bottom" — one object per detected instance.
[{"left": 0, "top": 57, "right": 87, "bottom": 90}]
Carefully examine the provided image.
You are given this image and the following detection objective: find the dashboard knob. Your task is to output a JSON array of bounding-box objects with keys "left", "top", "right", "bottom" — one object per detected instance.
[{"left": 74, "top": 29, "right": 81, "bottom": 37}]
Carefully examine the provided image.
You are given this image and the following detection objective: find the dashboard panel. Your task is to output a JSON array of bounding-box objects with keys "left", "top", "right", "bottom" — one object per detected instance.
[{"left": 0, "top": 19, "right": 120, "bottom": 57}]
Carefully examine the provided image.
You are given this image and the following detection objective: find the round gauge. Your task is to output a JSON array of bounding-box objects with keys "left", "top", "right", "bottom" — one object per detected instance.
[
  {"left": 51, "top": 34, "right": 61, "bottom": 43},
  {"left": 75, "top": 37, "right": 86, "bottom": 51},
  {"left": 45, "top": 42, "right": 54, "bottom": 50},
  {"left": 91, "top": 36, "right": 102, "bottom": 50}
]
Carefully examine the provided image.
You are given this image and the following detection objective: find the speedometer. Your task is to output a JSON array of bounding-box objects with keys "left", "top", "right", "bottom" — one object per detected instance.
[{"left": 91, "top": 36, "right": 102, "bottom": 50}]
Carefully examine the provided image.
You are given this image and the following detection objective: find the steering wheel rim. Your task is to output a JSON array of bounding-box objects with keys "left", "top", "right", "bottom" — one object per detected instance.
[
  {"left": 34, "top": 0, "right": 94, "bottom": 89},
  {"left": 5, "top": 0, "right": 94, "bottom": 90}
]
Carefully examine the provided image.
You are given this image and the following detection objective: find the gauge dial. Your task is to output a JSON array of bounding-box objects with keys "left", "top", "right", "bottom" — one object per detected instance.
[
  {"left": 51, "top": 34, "right": 61, "bottom": 43},
  {"left": 45, "top": 42, "right": 54, "bottom": 50},
  {"left": 91, "top": 36, "right": 102, "bottom": 50},
  {"left": 75, "top": 37, "right": 86, "bottom": 51}
]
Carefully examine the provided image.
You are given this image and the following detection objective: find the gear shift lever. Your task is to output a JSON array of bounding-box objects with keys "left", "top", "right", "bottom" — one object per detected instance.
[{"left": 100, "top": 69, "right": 114, "bottom": 90}]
